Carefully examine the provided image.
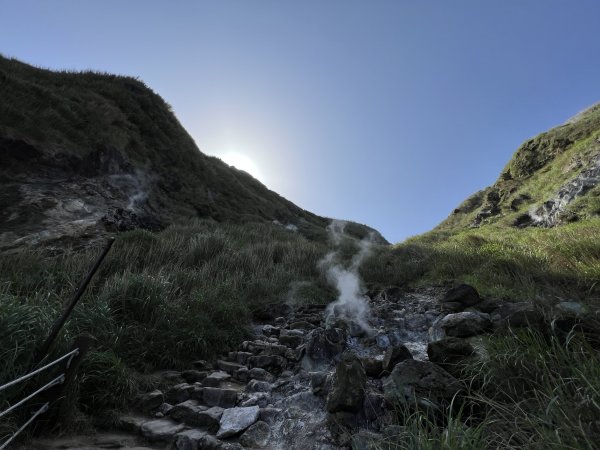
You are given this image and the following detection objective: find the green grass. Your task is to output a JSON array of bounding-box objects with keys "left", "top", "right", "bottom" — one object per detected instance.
[
  {"left": 0, "top": 219, "right": 330, "bottom": 418},
  {"left": 362, "top": 218, "right": 600, "bottom": 302}
]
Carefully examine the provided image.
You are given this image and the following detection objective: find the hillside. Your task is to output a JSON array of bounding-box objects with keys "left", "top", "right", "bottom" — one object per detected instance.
[
  {"left": 361, "top": 104, "right": 600, "bottom": 303},
  {"left": 438, "top": 102, "right": 600, "bottom": 232},
  {"left": 0, "top": 55, "right": 384, "bottom": 251}
]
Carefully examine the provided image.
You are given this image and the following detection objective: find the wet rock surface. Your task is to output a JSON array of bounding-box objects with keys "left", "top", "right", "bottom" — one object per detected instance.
[{"left": 27, "top": 284, "right": 522, "bottom": 450}]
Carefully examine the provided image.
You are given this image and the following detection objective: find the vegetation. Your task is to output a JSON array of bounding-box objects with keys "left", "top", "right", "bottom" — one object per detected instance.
[
  {"left": 0, "top": 220, "right": 330, "bottom": 419},
  {"left": 362, "top": 218, "right": 600, "bottom": 302}
]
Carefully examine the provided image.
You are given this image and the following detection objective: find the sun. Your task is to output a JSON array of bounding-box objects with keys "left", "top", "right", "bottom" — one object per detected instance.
[{"left": 218, "top": 151, "right": 265, "bottom": 183}]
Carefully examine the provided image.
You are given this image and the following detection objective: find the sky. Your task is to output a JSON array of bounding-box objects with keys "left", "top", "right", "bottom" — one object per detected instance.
[{"left": 1, "top": 1, "right": 599, "bottom": 243}]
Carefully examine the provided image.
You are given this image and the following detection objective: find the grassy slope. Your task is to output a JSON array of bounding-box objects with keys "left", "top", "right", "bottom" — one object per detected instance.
[
  {"left": 360, "top": 106, "right": 600, "bottom": 449},
  {"left": 0, "top": 220, "right": 334, "bottom": 425},
  {"left": 0, "top": 55, "right": 384, "bottom": 242}
]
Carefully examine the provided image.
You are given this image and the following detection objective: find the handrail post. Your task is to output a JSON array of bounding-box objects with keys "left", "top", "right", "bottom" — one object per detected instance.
[{"left": 33, "top": 238, "right": 114, "bottom": 367}]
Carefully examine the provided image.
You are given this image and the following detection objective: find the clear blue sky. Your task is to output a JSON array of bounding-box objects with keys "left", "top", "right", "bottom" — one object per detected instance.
[{"left": 1, "top": 1, "right": 599, "bottom": 242}]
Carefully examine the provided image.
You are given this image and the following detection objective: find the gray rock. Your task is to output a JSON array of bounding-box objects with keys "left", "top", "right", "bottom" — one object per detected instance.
[
  {"left": 289, "top": 320, "right": 313, "bottom": 330},
  {"left": 363, "top": 391, "right": 386, "bottom": 422},
  {"left": 310, "top": 371, "right": 332, "bottom": 396},
  {"left": 192, "top": 360, "right": 212, "bottom": 371},
  {"left": 203, "top": 387, "right": 238, "bottom": 408},
  {"left": 247, "top": 355, "right": 286, "bottom": 373},
  {"left": 383, "top": 360, "right": 461, "bottom": 406},
  {"left": 278, "top": 334, "right": 303, "bottom": 348},
  {"left": 217, "top": 360, "right": 246, "bottom": 374},
  {"left": 439, "top": 311, "right": 491, "bottom": 337},
  {"left": 235, "top": 367, "right": 249, "bottom": 382},
  {"left": 216, "top": 406, "right": 260, "bottom": 438},
  {"left": 326, "top": 352, "right": 366, "bottom": 413},
  {"left": 375, "top": 332, "right": 391, "bottom": 349},
  {"left": 427, "top": 337, "right": 475, "bottom": 376},
  {"left": 240, "top": 392, "right": 271, "bottom": 407},
  {"left": 165, "top": 383, "right": 194, "bottom": 404},
  {"left": 382, "top": 344, "right": 413, "bottom": 372},
  {"left": 234, "top": 351, "right": 253, "bottom": 365},
  {"left": 140, "top": 418, "right": 185, "bottom": 441},
  {"left": 262, "top": 324, "right": 280, "bottom": 337},
  {"left": 240, "top": 421, "right": 271, "bottom": 448},
  {"left": 168, "top": 400, "right": 207, "bottom": 425},
  {"left": 248, "top": 368, "right": 275, "bottom": 382},
  {"left": 246, "top": 379, "right": 272, "bottom": 393},
  {"left": 196, "top": 406, "right": 225, "bottom": 432},
  {"left": 491, "top": 302, "right": 543, "bottom": 330},
  {"left": 118, "top": 414, "right": 147, "bottom": 433},
  {"left": 442, "top": 284, "right": 481, "bottom": 307},
  {"left": 181, "top": 369, "right": 207, "bottom": 383},
  {"left": 135, "top": 389, "right": 164, "bottom": 412},
  {"left": 306, "top": 327, "right": 346, "bottom": 362},
  {"left": 556, "top": 301, "right": 587, "bottom": 317},
  {"left": 203, "top": 370, "right": 231, "bottom": 387},
  {"left": 258, "top": 407, "right": 282, "bottom": 424},
  {"left": 174, "top": 429, "right": 207, "bottom": 450},
  {"left": 361, "top": 357, "right": 383, "bottom": 378}
]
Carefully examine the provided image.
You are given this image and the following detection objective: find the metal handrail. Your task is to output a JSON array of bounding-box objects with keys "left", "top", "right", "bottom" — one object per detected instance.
[
  {"left": 0, "top": 403, "right": 48, "bottom": 450},
  {"left": 0, "top": 374, "right": 64, "bottom": 419},
  {"left": 0, "top": 348, "right": 78, "bottom": 393}
]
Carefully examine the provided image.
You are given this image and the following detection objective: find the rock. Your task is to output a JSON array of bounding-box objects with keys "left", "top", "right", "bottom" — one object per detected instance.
[
  {"left": 306, "top": 327, "right": 346, "bottom": 362},
  {"left": 383, "top": 360, "right": 461, "bottom": 406},
  {"left": 382, "top": 345, "right": 413, "bottom": 372},
  {"left": 351, "top": 430, "right": 383, "bottom": 450},
  {"left": 439, "top": 311, "right": 492, "bottom": 337},
  {"left": 217, "top": 360, "right": 246, "bottom": 374},
  {"left": 362, "top": 391, "right": 386, "bottom": 422},
  {"left": 181, "top": 369, "right": 207, "bottom": 383},
  {"left": 556, "top": 301, "right": 587, "bottom": 317},
  {"left": 491, "top": 302, "right": 544, "bottom": 330},
  {"left": 140, "top": 418, "right": 185, "bottom": 441},
  {"left": 259, "top": 407, "right": 282, "bottom": 424},
  {"left": 235, "top": 367, "right": 249, "bottom": 382},
  {"left": 203, "top": 371, "right": 231, "bottom": 387},
  {"left": 274, "top": 316, "right": 286, "bottom": 326},
  {"left": 135, "top": 390, "right": 164, "bottom": 412},
  {"left": 118, "top": 414, "right": 147, "bottom": 433},
  {"left": 361, "top": 357, "right": 383, "bottom": 378},
  {"left": 165, "top": 383, "right": 193, "bottom": 404},
  {"left": 475, "top": 298, "right": 505, "bottom": 314},
  {"left": 216, "top": 406, "right": 260, "bottom": 438},
  {"left": 240, "top": 392, "right": 271, "bottom": 407},
  {"left": 174, "top": 429, "right": 207, "bottom": 450},
  {"left": 278, "top": 334, "right": 303, "bottom": 348},
  {"left": 248, "top": 368, "right": 275, "bottom": 382},
  {"left": 427, "top": 338, "right": 475, "bottom": 376},
  {"left": 168, "top": 400, "right": 207, "bottom": 425},
  {"left": 290, "top": 320, "right": 314, "bottom": 330},
  {"left": 240, "top": 421, "right": 271, "bottom": 448},
  {"left": 234, "top": 351, "right": 253, "bottom": 365},
  {"left": 247, "top": 355, "right": 286, "bottom": 373},
  {"left": 374, "top": 332, "right": 391, "bottom": 349},
  {"left": 246, "top": 379, "right": 272, "bottom": 393},
  {"left": 202, "top": 387, "right": 238, "bottom": 408},
  {"left": 159, "top": 403, "right": 173, "bottom": 415},
  {"left": 262, "top": 324, "right": 280, "bottom": 337},
  {"left": 192, "top": 360, "right": 213, "bottom": 371},
  {"left": 196, "top": 406, "right": 225, "bottom": 432},
  {"left": 310, "top": 371, "right": 332, "bottom": 396},
  {"left": 326, "top": 352, "right": 367, "bottom": 413},
  {"left": 442, "top": 284, "right": 481, "bottom": 307}
]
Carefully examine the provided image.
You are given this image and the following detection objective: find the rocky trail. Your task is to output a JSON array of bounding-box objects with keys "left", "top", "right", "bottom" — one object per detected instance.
[{"left": 21, "top": 285, "right": 550, "bottom": 450}]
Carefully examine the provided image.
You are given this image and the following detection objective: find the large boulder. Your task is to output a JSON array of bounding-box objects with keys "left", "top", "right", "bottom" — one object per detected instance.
[
  {"left": 383, "top": 359, "right": 461, "bottom": 407},
  {"left": 427, "top": 338, "right": 475, "bottom": 376},
  {"left": 240, "top": 420, "right": 272, "bottom": 448},
  {"left": 217, "top": 406, "right": 260, "bottom": 438},
  {"left": 491, "top": 302, "right": 544, "bottom": 330},
  {"left": 442, "top": 284, "right": 481, "bottom": 308},
  {"left": 382, "top": 344, "right": 413, "bottom": 372},
  {"left": 439, "top": 311, "right": 492, "bottom": 337},
  {"left": 306, "top": 327, "right": 346, "bottom": 363},
  {"left": 326, "top": 352, "right": 367, "bottom": 413}
]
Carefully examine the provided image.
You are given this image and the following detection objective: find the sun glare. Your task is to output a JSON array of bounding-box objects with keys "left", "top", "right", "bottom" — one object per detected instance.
[{"left": 219, "top": 151, "right": 265, "bottom": 183}]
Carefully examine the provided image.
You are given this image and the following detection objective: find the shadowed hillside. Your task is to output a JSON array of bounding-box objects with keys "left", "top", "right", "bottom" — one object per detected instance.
[{"left": 0, "top": 55, "right": 385, "bottom": 250}]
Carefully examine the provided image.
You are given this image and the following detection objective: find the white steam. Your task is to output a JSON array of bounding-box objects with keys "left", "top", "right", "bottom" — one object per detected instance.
[{"left": 320, "top": 220, "right": 374, "bottom": 333}]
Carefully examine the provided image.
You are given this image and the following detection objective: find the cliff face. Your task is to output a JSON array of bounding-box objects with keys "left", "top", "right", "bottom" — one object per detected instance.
[
  {"left": 0, "top": 56, "right": 384, "bottom": 250},
  {"left": 437, "top": 103, "right": 600, "bottom": 233}
]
